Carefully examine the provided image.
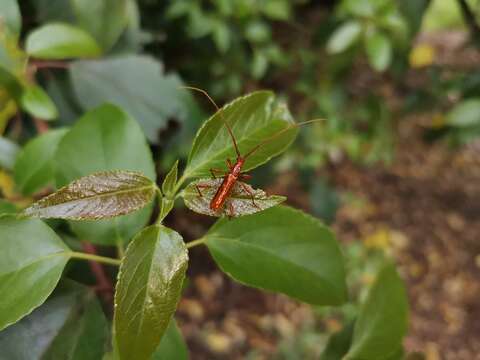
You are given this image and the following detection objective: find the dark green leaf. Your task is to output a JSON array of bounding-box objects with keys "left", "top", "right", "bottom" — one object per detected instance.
[
  {"left": 399, "top": 0, "right": 430, "bottom": 37},
  {"left": 326, "top": 21, "right": 362, "bottom": 54},
  {"left": 0, "top": 281, "right": 108, "bottom": 360},
  {"left": 446, "top": 98, "right": 480, "bottom": 127},
  {"left": 320, "top": 322, "right": 354, "bottom": 360},
  {"left": 185, "top": 91, "right": 298, "bottom": 179},
  {"left": 54, "top": 104, "right": 156, "bottom": 245},
  {"left": 152, "top": 320, "right": 189, "bottom": 360},
  {"left": 114, "top": 225, "right": 188, "bottom": 360},
  {"left": 0, "top": 0, "right": 21, "bottom": 36},
  {"left": 0, "top": 217, "right": 70, "bottom": 330},
  {"left": 162, "top": 160, "right": 178, "bottom": 196},
  {"left": 183, "top": 178, "right": 286, "bottom": 217},
  {"left": 14, "top": 128, "right": 68, "bottom": 195},
  {"left": 23, "top": 171, "right": 156, "bottom": 220},
  {"left": 25, "top": 23, "right": 102, "bottom": 59},
  {"left": 70, "top": 55, "right": 187, "bottom": 143},
  {"left": 71, "top": 0, "right": 129, "bottom": 50},
  {"left": 205, "top": 206, "right": 347, "bottom": 305},
  {"left": 19, "top": 84, "right": 58, "bottom": 120},
  {"left": 0, "top": 136, "right": 19, "bottom": 170},
  {"left": 345, "top": 263, "right": 408, "bottom": 360},
  {"left": 365, "top": 31, "right": 392, "bottom": 72}
]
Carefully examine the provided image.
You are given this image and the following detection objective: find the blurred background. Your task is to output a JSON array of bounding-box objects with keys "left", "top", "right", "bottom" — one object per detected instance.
[{"left": 2, "top": 0, "right": 480, "bottom": 359}]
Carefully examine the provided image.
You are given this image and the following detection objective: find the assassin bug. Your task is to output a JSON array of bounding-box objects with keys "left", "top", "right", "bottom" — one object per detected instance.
[{"left": 183, "top": 86, "right": 322, "bottom": 217}]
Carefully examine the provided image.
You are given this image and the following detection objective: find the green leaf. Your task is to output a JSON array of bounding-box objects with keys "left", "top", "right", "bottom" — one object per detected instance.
[
  {"left": 25, "top": 23, "right": 102, "bottom": 59},
  {"left": 205, "top": 206, "right": 347, "bottom": 305},
  {"left": 23, "top": 171, "right": 156, "bottom": 220},
  {"left": 14, "top": 128, "right": 68, "bottom": 195},
  {"left": 0, "top": 199, "right": 16, "bottom": 214},
  {"left": 326, "top": 21, "right": 362, "bottom": 54},
  {"left": 0, "top": 281, "right": 108, "bottom": 360},
  {"left": 54, "top": 104, "right": 156, "bottom": 245},
  {"left": 345, "top": 263, "right": 408, "bottom": 360},
  {"left": 183, "top": 178, "right": 286, "bottom": 217},
  {"left": 152, "top": 320, "right": 189, "bottom": 360},
  {"left": 0, "top": 0, "right": 21, "bottom": 36},
  {"left": 0, "top": 217, "right": 70, "bottom": 330},
  {"left": 365, "top": 31, "right": 392, "bottom": 72},
  {"left": 19, "top": 84, "right": 59, "bottom": 120},
  {"left": 71, "top": 0, "right": 129, "bottom": 50},
  {"left": 0, "top": 136, "right": 19, "bottom": 170},
  {"left": 114, "top": 225, "right": 188, "bottom": 360},
  {"left": 185, "top": 91, "right": 298, "bottom": 179},
  {"left": 446, "top": 98, "right": 480, "bottom": 127},
  {"left": 320, "top": 322, "right": 354, "bottom": 360},
  {"left": 70, "top": 55, "right": 187, "bottom": 143},
  {"left": 162, "top": 160, "right": 178, "bottom": 196}
]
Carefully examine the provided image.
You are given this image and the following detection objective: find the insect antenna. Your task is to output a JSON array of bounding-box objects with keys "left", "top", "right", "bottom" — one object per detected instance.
[
  {"left": 243, "top": 118, "right": 325, "bottom": 159},
  {"left": 181, "top": 86, "right": 241, "bottom": 158}
]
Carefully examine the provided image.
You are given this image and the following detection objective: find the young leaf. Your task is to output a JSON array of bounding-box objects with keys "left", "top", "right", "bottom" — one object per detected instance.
[
  {"left": 185, "top": 91, "right": 298, "bottom": 179},
  {"left": 152, "top": 320, "right": 189, "bottom": 360},
  {"left": 345, "top": 263, "right": 408, "bottom": 360},
  {"left": 205, "top": 206, "right": 347, "bottom": 305},
  {"left": 183, "top": 178, "right": 286, "bottom": 217},
  {"left": 0, "top": 217, "right": 71, "bottom": 330},
  {"left": 54, "top": 104, "right": 156, "bottom": 245},
  {"left": 446, "top": 98, "right": 480, "bottom": 127},
  {"left": 25, "top": 22, "right": 102, "bottom": 59},
  {"left": 23, "top": 171, "right": 156, "bottom": 220},
  {"left": 14, "top": 128, "right": 68, "bottom": 195},
  {"left": 0, "top": 281, "right": 109, "bottom": 360},
  {"left": 162, "top": 160, "right": 178, "bottom": 195},
  {"left": 70, "top": 55, "right": 187, "bottom": 143},
  {"left": 19, "top": 84, "right": 59, "bottom": 120},
  {"left": 365, "top": 30, "right": 392, "bottom": 72},
  {"left": 0, "top": 136, "right": 19, "bottom": 170},
  {"left": 114, "top": 225, "right": 188, "bottom": 360},
  {"left": 326, "top": 21, "right": 362, "bottom": 54},
  {"left": 71, "top": 0, "right": 129, "bottom": 50}
]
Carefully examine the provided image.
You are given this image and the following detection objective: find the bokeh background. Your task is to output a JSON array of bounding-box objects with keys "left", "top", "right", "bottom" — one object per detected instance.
[{"left": 2, "top": 0, "right": 480, "bottom": 359}]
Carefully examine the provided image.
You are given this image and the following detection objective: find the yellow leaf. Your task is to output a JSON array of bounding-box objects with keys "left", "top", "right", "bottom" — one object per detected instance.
[
  {"left": 0, "top": 170, "right": 15, "bottom": 198},
  {"left": 409, "top": 44, "right": 435, "bottom": 68},
  {"left": 363, "top": 228, "right": 390, "bottom": 250},
  {"left": 430, "top": 112, "right": 445, "bottom": 128}
]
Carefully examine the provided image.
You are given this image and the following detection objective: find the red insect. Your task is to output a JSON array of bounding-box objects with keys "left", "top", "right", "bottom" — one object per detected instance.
[{"left": 184, "top": 86, "right": 321, "bottom": 217}]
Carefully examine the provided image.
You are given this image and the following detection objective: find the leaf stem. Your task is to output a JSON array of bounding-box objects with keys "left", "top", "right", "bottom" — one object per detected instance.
[
  {"left": 69, "top": 251, "right": 121, "bottom": 266},
  {"left": 186, "top": 237, "right": 206, "bottom": 249}
]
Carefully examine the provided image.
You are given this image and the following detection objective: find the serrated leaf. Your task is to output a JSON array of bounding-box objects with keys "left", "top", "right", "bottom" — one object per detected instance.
[
  {"left": 205, "top": 206, "right": 347, "bottom": 305},
  {"left": 183, "top": 178, "right": 285, "bottom": 217},
  {"left": 345, "top": 263, "right": 408, "bottom": 360},
  {"left": 14, "top": 128, "right": 68, "bottom": 195},
  {"left": 326, "top": 21, "right": 362, "bottom": 54},
  {"left": 0, "top": 217, "right": 70, "bottom": 330},
  {"left": 23, "top": 171, "right": 156, "bottom": 220},
  {"left": 162, "top": 160, "right": 178, "bottom": 195},
  {"left": 365, "top": 30, "right": 392, "bottom": 72},
  {"left": 70, "top": 55, "right": 187, "bottom": 143},
  {"left": 152, "top": 320, "right": 189, "bottom": 360},
  {"left": 25, "top": 23, "right": 102, "bottom": 59},
  {"left": 114, "top": 225, "right": 188, "bottom": 360},
  {"left": 19, "top": 84, "right": 58, "bottom": 120},
  {"left": 185, "top": 91, "right": 297, "bottom": 179},
  {"left": 0, "top": 281, "right": 109, "bottom": 360},
  {"left": 54, "top": 104, "right": 156, "bottom": 245}
]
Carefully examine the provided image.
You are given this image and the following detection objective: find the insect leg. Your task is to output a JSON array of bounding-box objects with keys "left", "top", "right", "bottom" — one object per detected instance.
[
  {"left": 239, "top": 182, "right": 260, "bottom": 209},
  {"left": 226, "top": 158, "right": 234, "bottom": 170},
  {"left": 210, "top": 168, "right": 225, "bottom": 179},
  {"left": 239, "top": 173, "right": 252, "bottom": 181},
  {"left": 228, "top": 202, "right": 235, "bottom": 219},
  {"left": 195, "top": 184, "right": 211, "bottom": 197}
]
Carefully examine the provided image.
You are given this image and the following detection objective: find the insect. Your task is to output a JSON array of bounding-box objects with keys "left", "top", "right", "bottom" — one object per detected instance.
[{"left": 183, "top": 86, "right": 322, "bottom": 218}]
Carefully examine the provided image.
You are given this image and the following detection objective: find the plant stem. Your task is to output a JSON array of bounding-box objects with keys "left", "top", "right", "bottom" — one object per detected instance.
[
  {"left": 70, "top": 251, "right": 121, "bottom": 266},
  {"left": 186, "top": 237, "right": 206, "bottom": 249}
]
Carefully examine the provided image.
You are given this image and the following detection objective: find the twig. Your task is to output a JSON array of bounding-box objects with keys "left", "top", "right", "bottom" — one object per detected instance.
[
  {"left": 81, "top": 242, "right": 115, "bottom": 303},
  {"left": 457, "top": 0, "right": 480, "bottom": 46}
]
